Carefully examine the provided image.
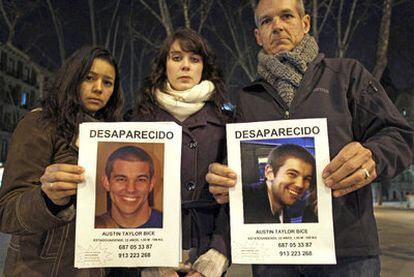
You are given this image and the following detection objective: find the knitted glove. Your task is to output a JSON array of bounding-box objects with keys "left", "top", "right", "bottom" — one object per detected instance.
[{"left": 192, "top": 249, "right": 229, "bottom": 277}]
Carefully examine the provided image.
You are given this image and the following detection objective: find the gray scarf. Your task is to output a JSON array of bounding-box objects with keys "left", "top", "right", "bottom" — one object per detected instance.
[{"left": 257, "top": 34, "right": 319, "bottom": 107}]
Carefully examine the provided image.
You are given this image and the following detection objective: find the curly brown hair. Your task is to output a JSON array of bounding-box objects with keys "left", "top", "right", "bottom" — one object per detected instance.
[
  {"left": 135, "top": 27, "right": 228, "bottom": 119},
  {"left": 42, "top": 46, "right": 124, "bottom": 143}
]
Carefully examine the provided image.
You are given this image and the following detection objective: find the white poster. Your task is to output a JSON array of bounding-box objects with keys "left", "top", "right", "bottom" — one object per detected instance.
[
  {"left": 227, "top": 118, "right": 336, "bottom": 264},
  {"left": 75, "top": 122, "right": 182, "bottom": 268}
]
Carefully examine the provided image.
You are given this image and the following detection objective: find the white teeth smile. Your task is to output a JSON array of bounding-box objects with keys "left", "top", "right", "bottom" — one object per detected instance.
[
  {"left": 122, "top": 197, "right": 137, "bottom": 202},
  {"left": 288, "top": 189, "right": 300, "bottom": 197}
]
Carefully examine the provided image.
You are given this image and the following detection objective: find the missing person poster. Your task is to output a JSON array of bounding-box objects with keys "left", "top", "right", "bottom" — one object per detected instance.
[
  {"left": 75, "top": 122, "right": 182, "bottom": 268},
  {"left": 227, "top": 118, "right": 336, "bottom": 264}
]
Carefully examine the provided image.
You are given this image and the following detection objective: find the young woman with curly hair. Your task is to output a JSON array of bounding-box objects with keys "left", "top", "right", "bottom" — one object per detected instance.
[
  {"left": 0, "top": 46, "right": 124, "bottom": 277},
  {"left": 135, "top": 27, "right": 230, "bottom": 277}
]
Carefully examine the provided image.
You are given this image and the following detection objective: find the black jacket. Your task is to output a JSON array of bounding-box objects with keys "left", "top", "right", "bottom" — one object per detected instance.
[
  {"left": 135, "top": 102, "right": 230, "bottom": 261},
  {"left": 243, "top": 182, "right": 279, "bottom": 224},
  {"left": 243, "top": 182, "right": 318, "bottom": 224},
  {"left": 236, "top": 54, "right": 414, "bottom": 257}
]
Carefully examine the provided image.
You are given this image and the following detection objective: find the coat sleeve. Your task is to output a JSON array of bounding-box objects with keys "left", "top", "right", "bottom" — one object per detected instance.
[
  {"left": 349, "top": 61, "right": 414, "bottom": 180},
  {"left": 0, "top": 112, "right": 72, "bottom": 235},
  {"left": 209, "top": 204, "right": 231, "bottom": 259}
]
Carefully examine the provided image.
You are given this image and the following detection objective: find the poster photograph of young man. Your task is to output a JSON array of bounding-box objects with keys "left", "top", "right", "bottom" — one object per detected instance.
[
  {"left": 226, "top": 118, "right": 335, "bottom": 264},
  {"left": 75, "top": 121, "right": 181, "bottom": 268},
  {"left": 95, "top": 142, "right": 164, "bottom": 229},
  {"left": 241, "top": 139, "right": 318, "bottom": 225}
]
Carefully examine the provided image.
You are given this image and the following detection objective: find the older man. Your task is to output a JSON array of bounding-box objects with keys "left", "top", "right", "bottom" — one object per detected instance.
[{"left": 207, "top": 0, "right": 414, "bottom": 276}]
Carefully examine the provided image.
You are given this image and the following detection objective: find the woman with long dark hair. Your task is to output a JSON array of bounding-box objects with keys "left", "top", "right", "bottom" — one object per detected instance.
[
  {"left": 0, "top": 46, "right": 124, "bottom": 276},
  {"left": 135, "top": 27, "right": 230, "bottom": 277}
]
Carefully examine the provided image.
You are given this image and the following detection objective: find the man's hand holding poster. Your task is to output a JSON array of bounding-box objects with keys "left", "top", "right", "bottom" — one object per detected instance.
[
  {"left": 75, "top": 122, "right": 181, "bottom": 268},
  {"left": 227, "top": 118, "right": 336, "bottom": 264}
]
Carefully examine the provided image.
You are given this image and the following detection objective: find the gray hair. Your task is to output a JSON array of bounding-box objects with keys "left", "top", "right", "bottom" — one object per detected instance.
[{"left": 254, "top": 0, "right": 306, "bottom": 27}]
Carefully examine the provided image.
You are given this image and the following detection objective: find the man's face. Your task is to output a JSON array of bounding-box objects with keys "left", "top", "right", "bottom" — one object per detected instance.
[
  {"left": 103, "top": 159, "right": 155, "bottom": 218},
  {"left": 266, "top": 157, "right": 313, "bottom": 207},
  {"left": 254, "top": 0, "right": 310, "bottom": 55}
]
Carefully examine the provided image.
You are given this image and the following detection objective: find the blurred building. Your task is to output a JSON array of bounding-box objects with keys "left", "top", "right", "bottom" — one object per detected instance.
[
  {"left": 395, "top": 91, "right": 414, "bottom": 127},
  {"left": 0, "top": 43, "right": 51, "bottom": 163},
  {"left": 391, "top": 91, "right": 414, "bottom": 200},
  {"left": 373, "top": 90, "right": 414, "bottom": 203}
]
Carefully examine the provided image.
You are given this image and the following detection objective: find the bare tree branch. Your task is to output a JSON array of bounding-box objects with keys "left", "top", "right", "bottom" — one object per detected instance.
[
  {"left": 88, "top": 0, "right": 97, "bottom": 45},
  {"left": 135, "top": 47, "right": 147, "bottom": 91},
  {"left": 105, "top": 0, "right": 121, "bottom": 48},
  {"left": 30, "top": 42, "right": 59, "bottom": 68},
  {"left": 334, "top": 0, "right": 370, "bottom": 58},
  {"left": 138, "top": 0, "right": 173, "bottom": 35},
  {"left": 336, "top": 0, "right": 344, "bottom": 57},
  {"left": 117, "top": 38, "right": 127, "bottom": 66},
  {"left": 158, "top": 0, "right": 173, "bottom": 35},
  {"left": 45, "top": 0, "right": 66, "bottom": 64},
  {"left": 218, "top": 1, "right": 242, "bottom": 56},
  {"left": 112, "top": 18, "right": 120, "bottom": 54},
  {"left": 0, "top": 0, "right": 21, "bottom": 44},
  {"left": 139, "top": 0, "right": 163, "bottom": 22},
  {"left": 310, "top": 0, "right": 334, "bottom": 41},
  {"left": 0, "top": 0, "right": 12, "bottom": 27},
  {"left": 318, "top": 0, "right": 334, "bottom": 36},
  {"left": 210, "top": 1, "right": 256, "bottom": 80},
  {"left": 393, "top": 0, "right": 408, "bottom": 7},
  {"left": 198, "top": 0, "right": 213, "bottom": 33},
  {"left": 342, "top": 0, "right": 358, "bottom": 48},
  {"left": 182, "top": 0, "right": 191, "bottom": 28},
  {"left": 131, "top": 29, "right": 159, "bottom": 48},
  {"left": 373, "top": 0, "right": 393, "bottom": 79}
]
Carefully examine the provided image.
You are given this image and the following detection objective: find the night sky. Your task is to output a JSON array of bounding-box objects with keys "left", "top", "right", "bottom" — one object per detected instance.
[{"left": 1, "top": 0, "right": 413, "bottom": 103}]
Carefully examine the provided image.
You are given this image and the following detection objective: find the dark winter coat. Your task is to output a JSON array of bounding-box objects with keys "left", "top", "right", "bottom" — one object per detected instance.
[
  {"left": 135, "top": 102, "right": 230, "bottom": 261},
  {"left": 0, "top": 110, "right": 105, "bottom": 277},
  {"left": 236, "top": 54, "right": 414, "bottom": 257}
]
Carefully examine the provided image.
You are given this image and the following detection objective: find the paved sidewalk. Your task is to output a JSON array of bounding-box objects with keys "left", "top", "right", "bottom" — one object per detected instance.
[
  {"left": 374, "top": 206, "right": 414, "bottom": 277},
  {"left": 375, "top": 200, "right": 414, "bottom": 210}
]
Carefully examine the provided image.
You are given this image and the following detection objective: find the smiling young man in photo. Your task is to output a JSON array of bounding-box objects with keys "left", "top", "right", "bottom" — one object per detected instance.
[
  {"left": 95, "top": 146, "right": 163, "bottom": 229},
  {"left": 243, "top": 144, "right": 316, "bottom": 224}
]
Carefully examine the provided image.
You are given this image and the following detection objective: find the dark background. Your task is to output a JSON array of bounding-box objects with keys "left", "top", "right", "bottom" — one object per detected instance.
[{"left": 1, "top": 0, "right": 413, "bottom": 108}]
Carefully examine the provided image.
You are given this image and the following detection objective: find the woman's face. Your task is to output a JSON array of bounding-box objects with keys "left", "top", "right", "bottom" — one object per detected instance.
[
  {"left": 166, "top": 40, "right": 204, "bottom": 91},
  {"left": 80, "top": 58, "right": 116, "bottom": 113}
]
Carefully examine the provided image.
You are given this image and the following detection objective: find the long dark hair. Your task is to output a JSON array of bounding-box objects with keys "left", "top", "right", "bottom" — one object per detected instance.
[
  {"left": 42, "top": 46, "right": 124, "bottom": 143},
  {"left": 135, "top": 27, "right": 227, "bottom": 118}
]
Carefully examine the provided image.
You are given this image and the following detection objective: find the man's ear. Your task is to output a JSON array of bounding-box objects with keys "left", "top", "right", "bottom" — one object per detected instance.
[
  {"left": 149, "top": 176, "right": 156, "bottom": 192},
  {"left": 302, "top": 14, "right": 311, "bottom": 34},
  {"left": 101, "top": 175, "right": 110, "bottom": 191},
  {"left": 254, "top": 28, "right": 263, "bottom": 47},
  {"left": 264, "top": 164, "right": 275, "bottom": 181}
]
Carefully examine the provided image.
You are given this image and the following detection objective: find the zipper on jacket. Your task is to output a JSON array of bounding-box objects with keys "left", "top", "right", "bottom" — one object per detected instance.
[
  {"left": 284, "top": 110, "right": 290, "bottom": 119},
  {"left": 368, "top": 81, "right": 378, "bottom": 93}
]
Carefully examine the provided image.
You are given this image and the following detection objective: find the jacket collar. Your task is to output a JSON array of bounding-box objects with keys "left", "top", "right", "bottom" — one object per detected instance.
[
  {"left": 243, "top": 53, "right": 325, "bottom": 110},
  {"left": 244, "top": 53, "right": 325, "bottom": 90}
]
